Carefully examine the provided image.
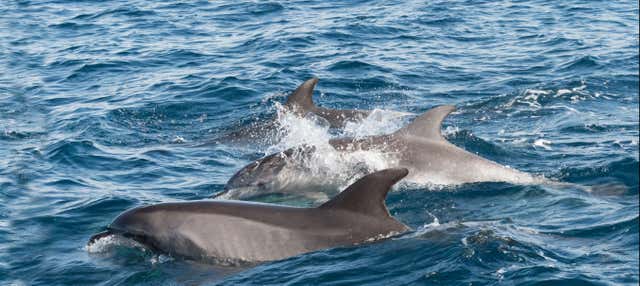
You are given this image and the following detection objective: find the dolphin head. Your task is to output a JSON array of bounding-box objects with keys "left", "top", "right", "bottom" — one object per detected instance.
[
  {"left": 90, "top": 203, "right": 210, "bottom": 257},
  {"left": 220, "top": 145, "right": 317, "bottom": 199},
  {"left": 92, "top": 205, "right": 167, "bottom": 251}
]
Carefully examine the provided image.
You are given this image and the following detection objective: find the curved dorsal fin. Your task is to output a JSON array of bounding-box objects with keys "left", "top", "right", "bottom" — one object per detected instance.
[
  {"left": 394, "top": 105, "right": 456, "bottom": 140},
  {"left": 319, "top": 168, "right": 408, "bottom": 218},
  {"left": 285, "top": 77, "right": 318, "bottom": 112}
]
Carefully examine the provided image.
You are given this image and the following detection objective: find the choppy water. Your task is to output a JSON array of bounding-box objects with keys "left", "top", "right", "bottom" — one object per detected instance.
[{"left": 1, "top": 0, "right": 638, "bottom": 285}]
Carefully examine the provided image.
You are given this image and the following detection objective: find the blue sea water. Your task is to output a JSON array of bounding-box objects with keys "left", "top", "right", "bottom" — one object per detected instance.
[{"left": 1, "top": 0, "right": 638, "bottom": 285}]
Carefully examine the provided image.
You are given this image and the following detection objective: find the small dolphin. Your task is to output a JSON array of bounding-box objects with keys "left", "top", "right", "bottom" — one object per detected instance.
[
  {"left": 88, "top": 168, "right": 410, "bottom": 263},
  {"left": 220, "top": 105, "right": 543, "bottom": 200},
  {"left": 219, "top": 78, "right": 370, "bottom": 143}
]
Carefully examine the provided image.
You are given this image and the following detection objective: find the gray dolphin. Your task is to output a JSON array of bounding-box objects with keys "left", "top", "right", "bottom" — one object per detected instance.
[
  {"left": 88, "top": 168, "right": 410, "bottom": 263},
  {"left": 219, "top": 105, "right": 542, "bottom": 200},
  {"left": 218, "top": 78, "right": 370, "bottom": 144}
]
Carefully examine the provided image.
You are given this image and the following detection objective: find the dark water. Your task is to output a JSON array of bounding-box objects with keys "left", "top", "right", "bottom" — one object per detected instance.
[{"left": 1, "top": 0, "right": 638, "bottom": 285}]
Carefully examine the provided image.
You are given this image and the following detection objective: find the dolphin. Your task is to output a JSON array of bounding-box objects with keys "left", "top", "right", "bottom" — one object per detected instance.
[
  {"left": 88, "top": 168, "right": 411, "bottom": 263},
  {"left": 218, "top": 78, "right": 370, "bottom": 144},
  {"left": 218, "top": 105, "right": 543, "bottom": 200}
]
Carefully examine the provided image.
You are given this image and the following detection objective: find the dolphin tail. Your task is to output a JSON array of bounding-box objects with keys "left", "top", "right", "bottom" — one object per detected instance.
[
  {"left": 285, "top": 77, "right": 319, "bottom": 113},
  {"left": 320, "top": 168, "right": 409, "bottom": 219}
]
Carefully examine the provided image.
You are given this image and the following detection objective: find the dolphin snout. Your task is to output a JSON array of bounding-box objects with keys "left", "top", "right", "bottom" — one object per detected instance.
[
  {"left": 87, "top": 207, "right": 152, "bottom": 246},
  {"left": 88, "top": 207, "right": 150, "bottom": 246},
  {"left": 93, "top": 206, "right": 162, "bottom": 251}
]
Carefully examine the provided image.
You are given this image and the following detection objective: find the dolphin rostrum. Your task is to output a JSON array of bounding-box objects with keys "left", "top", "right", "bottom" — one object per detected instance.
[
  {"left": 219, "top": 105, "right": 543, "bottom": 200},
  {"left": 88, "top": 168, "right": 410, "bottom": 263}
]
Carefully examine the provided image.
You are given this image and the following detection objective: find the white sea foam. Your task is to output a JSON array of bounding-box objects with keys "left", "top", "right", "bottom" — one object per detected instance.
[{"left": 502, "top": 82, "right": 593, "bottom": 113}]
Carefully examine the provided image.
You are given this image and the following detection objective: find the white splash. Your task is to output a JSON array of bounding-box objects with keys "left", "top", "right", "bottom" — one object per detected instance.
[
  {"left": 150, "top": 254, "right": 174, "bottom": 265},
  {"left": 442, "top": 126, "right": 460, "bottom": 137},
  {"left": 267, "top": 102, "right": 334, "bottom": 153},
  {"left": 397, "top": 213, "right": 444, "bottom": 239},
  {"left": 84, "top": 233, "right": 147, "bottom": 254},
  {"left": 172, "top": 135, "right": 186, "bottom": 143},
  {"left": 262, "top": 103, "right": 405, "bottom": 192},
  {"left": 85, "top": 233, "right": 118, "bottom": 253},
  {"left": 365, "top": 230, "right": 403, "bottom": 242},
  {"left": 533, "top": 139, "right": 552, "bottom": 150},
  {"left": 342, "top": 108, "right": 413, "bottom": 138}
]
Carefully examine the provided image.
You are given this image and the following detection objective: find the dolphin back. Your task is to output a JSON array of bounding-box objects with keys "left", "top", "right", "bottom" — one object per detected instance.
[
  {"left": 393, "top": 105, "right": 456, "bottom": 140},
  {"left": 320, "top": 168, "right": 409, "bottom": 219},
  {"left": 285, "top": 77, "right": 319, "bottom": 113}
]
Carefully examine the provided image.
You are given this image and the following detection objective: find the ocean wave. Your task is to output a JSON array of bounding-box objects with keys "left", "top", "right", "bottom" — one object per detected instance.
[
  {"left": 43, "top": 139, "right": 154, "bottom": 172},
  {"left": 558, "top": 157, "right": 639, "bottom": 190},
  {"left": 557, "top": 55, "right": 601, "bottom": 72}
]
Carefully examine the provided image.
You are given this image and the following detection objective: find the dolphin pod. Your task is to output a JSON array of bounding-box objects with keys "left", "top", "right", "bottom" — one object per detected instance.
[
  {"left": 220, "top": 105, "right": 544, "bottom": 200},
  {"left": 89, "top": 168, "right": 410, "bottom": 262},
  {"left": 90, "top": 77, "right": 553, "bottom": 265}
]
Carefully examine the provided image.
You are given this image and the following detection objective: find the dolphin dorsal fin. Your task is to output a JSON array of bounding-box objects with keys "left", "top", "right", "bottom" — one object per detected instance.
[
  {"left": 394, "top": 105, "right": 456, "bottom": 140},
  {"left": 319, "top": 168, "right": 408, "bottom": 218},
  {"left": 285, "top": 77, "right": 318, "bottom": 113}
]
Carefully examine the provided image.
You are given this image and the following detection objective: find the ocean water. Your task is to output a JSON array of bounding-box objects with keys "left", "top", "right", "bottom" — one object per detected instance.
[{"left": 1, "top": 0, "right": 638, "bottom": 285}]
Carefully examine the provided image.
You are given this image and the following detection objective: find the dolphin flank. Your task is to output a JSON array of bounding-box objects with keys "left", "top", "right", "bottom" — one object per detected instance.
[{"left": 89, "top": 168, "right": 411, "bottom": 263}]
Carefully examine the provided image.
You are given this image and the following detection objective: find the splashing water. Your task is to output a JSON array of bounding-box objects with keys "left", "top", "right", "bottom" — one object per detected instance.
[
  {"left": 85, "top": 233, "right": 159, "bottom": 255},
  {"left": 342, "top": 109, "right": 414, "bottom": 138},
  {"left": 253, "top": 103, "right": 408, "bottom": 197},
  {"left": 245, "top": 102, "right": 545, "bottom": 196}
]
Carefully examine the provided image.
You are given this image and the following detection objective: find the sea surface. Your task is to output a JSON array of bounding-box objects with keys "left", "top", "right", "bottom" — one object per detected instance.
[{"left": 1, "top": 0, "right": 638, "bottom": 285}]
